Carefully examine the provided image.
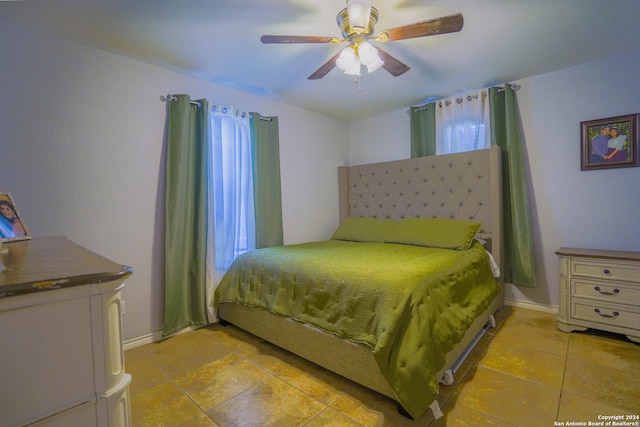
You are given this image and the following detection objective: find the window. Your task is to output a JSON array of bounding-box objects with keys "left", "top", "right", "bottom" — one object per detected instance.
[
  {"left": 440, "top": 119, "right": 487, "bottom": 154},
  {"left": 209, "top": 110, "right": 255, "bottom": 271},
  {"left": 436, "top": 91, "right": 490, "bottom": 155}
]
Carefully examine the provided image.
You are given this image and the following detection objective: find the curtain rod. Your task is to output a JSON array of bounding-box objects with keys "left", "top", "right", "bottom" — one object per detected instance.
[
  {"left": 159, "top": 94, "right": 201, "bottom": 107},
  {"left": 409, "top": 83, "right": 521, "bottom": 113},
  {"left": 211, "top": 105, "right": 249, "bottom": 118},
  {"left": 160, "top": 95, "right": 259, "bottom": 119}
]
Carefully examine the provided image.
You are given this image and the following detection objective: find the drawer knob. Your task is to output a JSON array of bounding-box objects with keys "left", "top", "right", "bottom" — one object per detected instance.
[
  {"left": 594, "top": 286, "right": 620, "bottom": 296},
  {"left": 594, "top": 308, "right": 619, "bottom": 318},
  {"left": 603, "top": 269, "right": 610, "bottom": 275}
]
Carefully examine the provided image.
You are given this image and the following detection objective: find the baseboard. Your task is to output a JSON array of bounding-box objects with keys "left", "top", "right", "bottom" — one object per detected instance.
[
  {"left": 123, "top": 324, "right": 212, "bottom": 351},
  {"left": 124, "top": 331, "right": 163, "bottom": 351},
  {"left": 504, "top": 298, "right": 558, "bottom": 315}
]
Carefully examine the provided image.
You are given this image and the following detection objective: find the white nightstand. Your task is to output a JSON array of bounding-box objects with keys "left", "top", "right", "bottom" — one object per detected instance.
[{"left": 556, "top": 247, "right": 640, "bottom": 344}]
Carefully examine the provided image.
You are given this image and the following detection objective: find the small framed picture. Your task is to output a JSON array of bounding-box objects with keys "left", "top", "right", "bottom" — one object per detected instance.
[
  {"left": 0, "top": 193, "right": 30, "bottom": 242},
  {"left": 581, "top": 113, "right": 639, "bottom": 170}
]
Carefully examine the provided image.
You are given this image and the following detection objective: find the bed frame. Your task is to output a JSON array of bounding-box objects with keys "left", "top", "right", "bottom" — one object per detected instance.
[{"left": 218, "top": 146, "right": 504, "bottom": 413}]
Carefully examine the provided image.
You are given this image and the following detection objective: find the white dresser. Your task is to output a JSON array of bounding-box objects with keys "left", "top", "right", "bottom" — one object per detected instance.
[
  {"left": 556, "top": 247, "right": 640, "bottom": 344},
  {"left": 0, "top": 237, "right": 133, "bottom": 427}
]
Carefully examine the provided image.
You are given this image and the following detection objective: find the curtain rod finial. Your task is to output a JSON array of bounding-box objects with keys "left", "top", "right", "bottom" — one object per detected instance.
[{"left": 160, "top": 94, "right": 179, "bottom": 103}]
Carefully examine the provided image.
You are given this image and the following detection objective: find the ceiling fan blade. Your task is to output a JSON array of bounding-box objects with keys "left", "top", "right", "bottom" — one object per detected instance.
[
  {"left": 261, "top": 35, "right": 338, "bottom": 44},
  {"left": 308, "top": 51, "right": 341, "bottom": 80},
  {"left": 375, "top": 47, "right": 410, "bottom": 77},
  {"left": 377, "top": 13, "right": 463, "bottom": 42}
]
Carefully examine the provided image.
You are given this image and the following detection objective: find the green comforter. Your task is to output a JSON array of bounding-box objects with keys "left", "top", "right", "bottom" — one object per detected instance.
[{"left": 214, "top": 240, "right": 501, "bottom": 419}]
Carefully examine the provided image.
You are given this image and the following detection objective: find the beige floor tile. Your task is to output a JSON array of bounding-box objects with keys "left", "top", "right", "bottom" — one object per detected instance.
[
  {"left": 330, "top": 384, "right": 433, "bottom": 427},
  {"left": 504, "top": 307, "right": 558, "bottom": 329},
  {"left": 277, "top": 359, "right": 355, "bottom": 406},
  {"left": 130, "top": 382, "right": 203, "bottom": 427},
  {"left": 452, "top": 366, "right": 560, "bottom": 426},
  {"left": 305, "top": 407, "right": 365, "bottom": 427},
  {"left": 125, "top": 347, "right": 169, "bottom": 395},
  {"left": 236, "top": 339, "right": 304, "bottom": 375},
  {"left": 567, "top": 332, "right": 640, "bottom": 371},
  {"left": 174, "top": 353, "right": 271, "bottom": 412},
  {"left": 180, "top": 413, "right": 220, "bottom": 427},
  {"left": 140, "top": 330, "right": 242, "bottom": 378},
  {"left": 563, "top": 359, "right": 640, "bottom": 413},
  {"left": 430, "top": 399, "right": 516, "bottom": 427},
  {"left": 207, "top": 376, "right": 325, "bottom": 427},
  {"left": 196, "top": 323, "right": 263, "bottom": 349},
  {"left": 490, "top": 316, "right": 570, "bottom": 357},
  {"left": 557, "top": 392, "right": 634, "bottom": 422},
  {"left": 479, "top": 340, "right": 565, "bottom": 388}
]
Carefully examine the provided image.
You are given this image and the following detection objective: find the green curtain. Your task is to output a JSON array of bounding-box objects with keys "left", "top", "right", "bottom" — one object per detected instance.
[
  {"left": 489, "top": 86, "right": 536, "bottom": 287},
  {"left": 163, "top": 95, "right": 209, "bottom": 337},
  {"left": 250, "top": 112, "right": 283, "bottom": 248},
  {"left": 409, "top": 103, "right": 437, "bottom": 158}
]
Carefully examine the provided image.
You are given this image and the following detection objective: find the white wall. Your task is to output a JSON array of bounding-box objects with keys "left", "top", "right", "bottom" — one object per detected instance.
[
  {"left": 348, "top": 50, "right": 640, "bottom": 309},
  {"left": 347, "top": 109, "right": 411, "bottom": 165},
  {"left": 0, "top": 21, "right": 348, "bottom": 340}
]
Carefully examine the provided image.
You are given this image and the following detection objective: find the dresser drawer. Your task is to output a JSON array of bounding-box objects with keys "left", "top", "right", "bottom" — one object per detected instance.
[
  {"left": 571, "top": 259, "right": 640, "bottom": 282},
  {"left": 572, "top": 301, "right": 640, "bottom": 331},
  {"left": 572, "top": 279, "right": 640, "bottom": 306}
]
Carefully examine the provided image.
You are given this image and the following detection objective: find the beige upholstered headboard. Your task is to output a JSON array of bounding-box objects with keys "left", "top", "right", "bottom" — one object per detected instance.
[{"left": 338, "top": 146, "right": 503, "bottom": 274}]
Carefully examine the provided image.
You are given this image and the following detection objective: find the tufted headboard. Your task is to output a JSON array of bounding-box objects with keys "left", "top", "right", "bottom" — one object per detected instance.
[{"left": 338, "top": 146, "right": 503, "bottom": 274}]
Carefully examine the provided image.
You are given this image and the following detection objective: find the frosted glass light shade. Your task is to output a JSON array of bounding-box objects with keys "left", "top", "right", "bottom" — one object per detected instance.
[
  {"left": 358, "top": 41, "right": 384, "bottom": 73},
  {"left": 336, "top": 47, "right": 356, "bottom": 70},
  {"left": 347, "top": 0, "right": 372, "bottom": 32},
  {"left": 365, "top": 56, "right": 383, "bottom": 73},
  {"left": 336, "top": 47, "right": 362, "bottom": 76},
  {"left": 344, "top": 58, "right": 362, "bottom": 76}
]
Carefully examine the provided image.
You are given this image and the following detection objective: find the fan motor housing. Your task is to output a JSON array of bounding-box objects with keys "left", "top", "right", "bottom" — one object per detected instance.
[{"left": 336, "top": 7, "right": 379, "bottom": 38}]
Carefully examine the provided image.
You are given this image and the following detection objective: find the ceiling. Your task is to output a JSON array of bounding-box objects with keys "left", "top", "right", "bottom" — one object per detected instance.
[{"left": 2, "top": 0, "right": 640, "bottom": 121}]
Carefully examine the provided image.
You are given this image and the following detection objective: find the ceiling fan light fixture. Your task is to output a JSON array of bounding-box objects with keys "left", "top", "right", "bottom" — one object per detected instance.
[
  {"left": 365, "top": 56, "right": 383, "bottom": 73},
  {"left": 347, "top": 0, "right": 372, "bottom": 33},
  {"left": 336, "top": 47, "right": 355, "bottom": 69},
  {"left": 344, "top": 60, "right": 362, "bottom": 76},
  {"left": 336, "top": 47, "right": 361, "bottom": 76},
  {"left": 357, "top": 41, "right": 383, "bottom": 73}
]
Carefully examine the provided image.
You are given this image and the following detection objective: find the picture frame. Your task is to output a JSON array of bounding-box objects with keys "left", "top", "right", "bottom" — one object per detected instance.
[
  {"left": 0, "top": 192, "right": 30, "bottom": 242},
  {"left": 581, "top": 113, "right": 639, "bottom": 170}
]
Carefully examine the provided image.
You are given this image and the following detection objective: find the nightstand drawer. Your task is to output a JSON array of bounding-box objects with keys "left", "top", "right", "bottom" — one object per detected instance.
[
  {"left": 573, "top": 302, "right": 640, "bottom": 330},
  {"left": 573, "top": 279, "right": 640, "bottom": 306},
  {"left": 572, "top": 260, "right": 640, "bottom": 282}
]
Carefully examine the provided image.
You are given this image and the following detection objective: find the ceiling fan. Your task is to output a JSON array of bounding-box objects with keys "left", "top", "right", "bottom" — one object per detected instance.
[{"left": 261, "top": 0, "right": 463, "bottom": 80}]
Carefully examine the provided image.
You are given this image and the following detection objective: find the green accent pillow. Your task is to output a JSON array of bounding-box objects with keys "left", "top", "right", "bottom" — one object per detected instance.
[
  {"left": 384, "top": 217, "right": 481, "bottom": 250},
  {"left": 331, "top": 217, "right": 399, "bottom": 243}
]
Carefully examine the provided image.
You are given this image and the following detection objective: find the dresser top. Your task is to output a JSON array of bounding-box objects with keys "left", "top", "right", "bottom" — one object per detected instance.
[
  {"left": 0, "top": 236, "right": 132, "bottom": 298},
  {"left": 556, "top": 247, "right": 640, "bottom": 262}
]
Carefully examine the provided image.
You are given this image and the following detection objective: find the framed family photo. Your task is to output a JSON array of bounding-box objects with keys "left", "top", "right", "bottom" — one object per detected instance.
[
  {"left": 581, "top": 113, "right": 639, "bottom": 170},
  {"left": 0, "top": 192, "right": 30, "bottom": 242}
]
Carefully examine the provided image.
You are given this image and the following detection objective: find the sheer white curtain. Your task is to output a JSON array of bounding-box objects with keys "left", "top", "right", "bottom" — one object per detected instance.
[
  {"left": 435, "top": 90, "right": 490, "bottom": 154},
  {"left": 205, "top": 105, "right": 255, "bottom": 321}
]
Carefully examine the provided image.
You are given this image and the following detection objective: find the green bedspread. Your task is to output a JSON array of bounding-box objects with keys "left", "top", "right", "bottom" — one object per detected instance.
[{"left": 214, "top": 239, "right": 501, "bottom": 419}]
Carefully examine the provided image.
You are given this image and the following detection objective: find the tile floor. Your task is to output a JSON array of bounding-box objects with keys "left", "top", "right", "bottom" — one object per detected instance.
[{"left": 125, "top": 307, "right": 640, "bottom": 426}]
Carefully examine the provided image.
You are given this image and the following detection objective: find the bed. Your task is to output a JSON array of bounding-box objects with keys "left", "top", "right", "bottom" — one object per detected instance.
[{"left": 214, "top": 146, "right": 504, "bottom": 420}]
